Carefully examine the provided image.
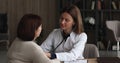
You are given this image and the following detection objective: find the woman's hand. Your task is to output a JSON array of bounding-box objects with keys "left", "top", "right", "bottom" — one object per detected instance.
[{"left": 45, "top": 52, "right": 51, "bottom": 58}]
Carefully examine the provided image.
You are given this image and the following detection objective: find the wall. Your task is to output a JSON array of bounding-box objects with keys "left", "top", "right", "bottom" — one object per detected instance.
[{"left": 0, "top": 0, "right": 58, "bottom": 44}]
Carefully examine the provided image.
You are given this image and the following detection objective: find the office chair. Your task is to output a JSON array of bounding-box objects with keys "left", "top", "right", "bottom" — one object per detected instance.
[
  {"left": 83, "top": 44, "right": 99, "bottom": 58},
  {"left": 106, "top": 21, "right": 120, "bottom": 51}
]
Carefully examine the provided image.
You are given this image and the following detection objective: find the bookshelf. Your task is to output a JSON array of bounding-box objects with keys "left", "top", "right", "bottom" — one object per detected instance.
[{"left": 58, "top": 0, "right": 120, "bottom": 50}]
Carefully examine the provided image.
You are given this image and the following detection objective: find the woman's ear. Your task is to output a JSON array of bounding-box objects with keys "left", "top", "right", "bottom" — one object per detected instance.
[{"left": 35, "top": 30, "right": 38, "bottom": 38}]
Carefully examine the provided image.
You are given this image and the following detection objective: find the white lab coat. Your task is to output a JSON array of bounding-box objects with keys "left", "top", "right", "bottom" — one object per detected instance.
[{"left": 41, "top": 29, "right": 87, "bottom": 63}]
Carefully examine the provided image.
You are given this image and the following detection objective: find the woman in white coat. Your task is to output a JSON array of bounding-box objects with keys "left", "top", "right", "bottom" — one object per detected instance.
[
  {"left": 7, "top": 14, "right": 60, "bottom": 63},
  {"left": 41, "top": 4, "right": 87, "bottom": 63}
]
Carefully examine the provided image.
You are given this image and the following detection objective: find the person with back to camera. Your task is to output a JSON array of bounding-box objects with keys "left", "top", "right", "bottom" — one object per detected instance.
[
  {"left": 41, "top": 4, "right": 87, "bottom": 63},
  {"left": 7, "top": 14, "right": 60, "bottom": 63}
]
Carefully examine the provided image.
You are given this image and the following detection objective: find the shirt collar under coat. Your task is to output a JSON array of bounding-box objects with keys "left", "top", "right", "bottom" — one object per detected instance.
[{"left": 60, "top": 28, "right": 80, "bottom": 42}]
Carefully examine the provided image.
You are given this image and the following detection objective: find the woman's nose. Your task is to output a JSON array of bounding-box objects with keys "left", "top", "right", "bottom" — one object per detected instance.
[{"left": 61, "top": 19, "right": 66, "bottom": 24}]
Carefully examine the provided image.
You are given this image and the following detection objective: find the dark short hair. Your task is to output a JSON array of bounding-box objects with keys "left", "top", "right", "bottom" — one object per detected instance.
[
  {"left": 17, "top": 14, "right": 42, "bottom": 41},
  {"left": 61, "top": 4, "right": 84, "bottom": 34}
]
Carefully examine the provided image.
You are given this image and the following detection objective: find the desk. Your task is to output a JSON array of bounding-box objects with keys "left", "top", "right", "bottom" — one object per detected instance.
[
  {"left": 87, "top": 58, "right": 97, "bottom": 63},
  {"left": 60, "top": 57, "right": 120, "bottom": 63},
  {"left": 87, "top": 57, "right": 120, "bottom": 63},
  {"left": 60, "top": 58, "right": 97, "bottom": 63}
]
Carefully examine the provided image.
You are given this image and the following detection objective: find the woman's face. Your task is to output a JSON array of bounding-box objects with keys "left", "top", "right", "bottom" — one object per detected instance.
[
  {"left": 59, "top": 12, "right": 75, "bottom": 33},
  {"left": 35, "top": 25, "right": 42, "bottom": 38}
]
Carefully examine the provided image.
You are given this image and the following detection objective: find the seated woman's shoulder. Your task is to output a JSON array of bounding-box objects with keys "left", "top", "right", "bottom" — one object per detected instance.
[
  {"left": 73, "top": 32, "right": 87, "bottom": 39},
  {"left": 52, "top": 28, "right": 61, "bottom": 33}
]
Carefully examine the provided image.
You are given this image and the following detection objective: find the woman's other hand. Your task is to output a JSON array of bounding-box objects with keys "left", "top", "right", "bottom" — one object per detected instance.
[{"left": 45, "top": 52, "right": 51, "bottom": 58}]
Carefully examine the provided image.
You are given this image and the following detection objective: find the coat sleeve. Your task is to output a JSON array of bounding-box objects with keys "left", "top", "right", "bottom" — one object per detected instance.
[
  {"left": 56, "top": 33, "right": 87, "bottom": 61},
  {"left": 40, "top": 30, "right": 55, "bottom": 52}
]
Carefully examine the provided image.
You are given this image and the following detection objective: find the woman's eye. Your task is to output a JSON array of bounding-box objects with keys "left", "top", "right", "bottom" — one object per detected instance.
[{"left": 65, "top": 19, "right": 69, "bottom": 22}]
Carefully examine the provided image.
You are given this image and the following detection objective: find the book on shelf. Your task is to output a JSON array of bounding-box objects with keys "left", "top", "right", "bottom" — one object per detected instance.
[
  {"left": 98, "top": 0, "right": 101, "bottom": 10},
  {"left": 91, "top": 1, "right": 95, "bottom": 10},
  {"left": 112, "top": 1, "right": 117, "bottom": 10}
]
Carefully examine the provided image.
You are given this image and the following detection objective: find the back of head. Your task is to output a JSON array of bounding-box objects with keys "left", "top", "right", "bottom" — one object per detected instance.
[
  {"left": 61, "top": 4, "right": 84, "bottom": 34},
  {"left": 17, "top": 14, "right": 42, "bottom": 41}
]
